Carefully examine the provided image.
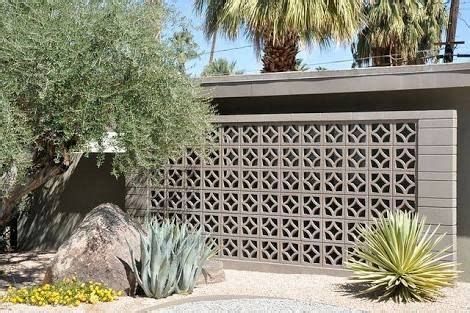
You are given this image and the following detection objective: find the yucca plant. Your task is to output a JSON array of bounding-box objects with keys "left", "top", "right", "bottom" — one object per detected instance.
[
  {"left": 346, "top": 211, "right": 458, "bottom": 302},
  {"left": 128, "top": 218, "right": 218, "bottom": 299}
]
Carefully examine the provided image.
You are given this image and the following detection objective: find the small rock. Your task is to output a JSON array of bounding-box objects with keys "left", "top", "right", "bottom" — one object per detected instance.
[
  {"left": 197, "top": 260, "right": 225, "bottom": 285},
  {"left": 44, "top": 203, "right": 141, "bottom": 294}
]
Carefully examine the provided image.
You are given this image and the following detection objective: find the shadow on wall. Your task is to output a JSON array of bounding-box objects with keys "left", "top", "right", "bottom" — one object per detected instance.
[{"left": 17, "top": 154, "right": 125, "bottom": 251}]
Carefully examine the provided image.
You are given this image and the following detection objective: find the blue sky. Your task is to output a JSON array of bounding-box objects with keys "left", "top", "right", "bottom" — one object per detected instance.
[{"left": 169, "top": 0, "right": 470, "bottom": 76}]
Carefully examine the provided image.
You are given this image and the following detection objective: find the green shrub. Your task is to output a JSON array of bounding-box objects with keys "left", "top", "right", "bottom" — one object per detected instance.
[
  {"left": 346, "top": 211, "right": 458, "bottom": 302},
  {"left": 128, "top": 218, "right": 217, "bottom": 299},
  {"left": 1, "top": 278, "right": 121, "bottom": 306},
  {"left": 0, "top": 0, "right": 214, "bottom": 224}
]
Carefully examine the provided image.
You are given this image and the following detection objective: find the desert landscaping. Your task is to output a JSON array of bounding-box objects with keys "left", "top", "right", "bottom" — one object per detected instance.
[{"left": 2, "top": 253, "right": 470, "bottom": 312}]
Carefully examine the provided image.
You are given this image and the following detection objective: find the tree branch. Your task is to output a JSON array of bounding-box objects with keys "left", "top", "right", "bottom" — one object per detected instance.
[{"left": 0, "top": 160, "right": 70, "bottom": 226}]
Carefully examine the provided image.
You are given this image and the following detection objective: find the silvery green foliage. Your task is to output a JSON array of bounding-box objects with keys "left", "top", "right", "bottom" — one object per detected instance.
[
  {"left": 346, "top": 211, "right": 458, "bottom": 302},
  {"left": 0, "top": 98, "right": 32, "bottom": 195},
  {"left": 129, "top": 218, "right": 217, "bottom": 299},
  {"left": 0, "top": 0, "right": 213, "bottom": 197}
]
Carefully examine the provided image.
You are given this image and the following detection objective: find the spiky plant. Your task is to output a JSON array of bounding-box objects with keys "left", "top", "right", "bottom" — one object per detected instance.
[
  {"left": 295, "top": 58, "right": 310, "bottom": 71},
  {"left": 194, "top": 0, "right": 362, "bottom": 72},
  {"left": 128, "top": 218, "right": 218, "bottom": 299},
  {"left": 346, "top": 211, "right": 458, "bottom": 302}
]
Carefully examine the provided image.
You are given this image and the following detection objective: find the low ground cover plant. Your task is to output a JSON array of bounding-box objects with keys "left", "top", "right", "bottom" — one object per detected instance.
[
  {"left": 1, "top": 278, "right": 121, "bottom": 306},
  {"left": 346, "top": 211, "right": 458, "bottom": 302},
  {"left": 129, "top": 218, "right": 217, "bottom": 299}
]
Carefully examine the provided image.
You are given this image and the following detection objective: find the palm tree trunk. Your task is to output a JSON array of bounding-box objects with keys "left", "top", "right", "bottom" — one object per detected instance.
[
  {"left": 261, "top": 31, "right": 299, "bottom": 72},
  {"left": 372, "top": 46, "right": 392, "bottom": 67},
  {"left": 209, "top": 33, "right": 217, "bottom": 64}
]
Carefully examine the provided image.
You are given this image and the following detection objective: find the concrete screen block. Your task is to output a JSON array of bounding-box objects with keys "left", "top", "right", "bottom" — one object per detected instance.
[{"left": 127, "top": 110, "right": 457, "bottom": 274}]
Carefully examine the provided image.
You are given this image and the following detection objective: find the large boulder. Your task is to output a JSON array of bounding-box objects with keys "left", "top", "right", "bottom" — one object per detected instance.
[{"left": 44, "top": 203, "right": 141, "bottom": 294}]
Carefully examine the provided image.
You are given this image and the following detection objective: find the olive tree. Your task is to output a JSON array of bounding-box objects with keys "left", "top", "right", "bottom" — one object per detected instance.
[{"left": 0, "top": 0, "right": 214, "bottom": 225}]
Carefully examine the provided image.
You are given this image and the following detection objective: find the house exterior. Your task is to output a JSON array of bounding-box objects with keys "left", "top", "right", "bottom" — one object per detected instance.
[{"left": 19, "top": 63, "right": 470, "bottom": 281}]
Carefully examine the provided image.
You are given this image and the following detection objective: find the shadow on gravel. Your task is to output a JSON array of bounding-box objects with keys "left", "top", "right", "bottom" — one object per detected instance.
[
  {"left": 335, "top": 282, "right": 383, "bottom": 301},
  {"left": 0, "top": 251, "right": 55, "bottom": 289}
]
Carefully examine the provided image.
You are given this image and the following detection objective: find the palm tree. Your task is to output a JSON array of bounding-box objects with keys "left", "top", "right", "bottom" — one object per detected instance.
[
  {"left": 194, "top": 0, "right": 362, "bottom": 73},
  {"left": 209, "top": 33, "right": 217, "bottom": 63},
  {"left": 171, "top": 29, "right": 199, "bottom": 72},
  {"left": 353, "top": 0, "right": 447, "bottom": 67},
  {"left": 201, "top": 58, "right": 244, "bottom": 76},
  {"left": 294, "top": 58, "right": 309, "bottom": 71}
]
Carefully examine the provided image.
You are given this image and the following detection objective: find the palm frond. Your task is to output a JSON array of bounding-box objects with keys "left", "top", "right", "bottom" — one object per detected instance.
[
  {"left": 353, "top": 0, "right": 447, "bottom": 66},
  {"left": 195, "top": 0, "right": 363, "bottom": 53},
  {"left": 201, "top": 58, "right": 243, "bottom": 76}
]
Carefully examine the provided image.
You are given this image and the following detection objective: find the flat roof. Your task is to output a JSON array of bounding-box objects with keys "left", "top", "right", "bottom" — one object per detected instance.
[{"left": 199, "top": 63, "right": 470, "bottom": 98}]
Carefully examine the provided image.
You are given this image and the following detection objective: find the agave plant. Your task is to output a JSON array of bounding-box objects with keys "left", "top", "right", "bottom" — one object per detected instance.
[
  {"left": 346, "top": 211, "right": 458, "bottom": 302},
  {"left": 128, "top": 218, "right": 218, "bottom": 299}
]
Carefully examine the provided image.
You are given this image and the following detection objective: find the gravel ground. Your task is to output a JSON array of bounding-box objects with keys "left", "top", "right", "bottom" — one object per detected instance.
[
  {"left": 0, "top": 252, "right": 55, "bottom": 289},
  {"left": 1, "top": 252, "right": 470, "bottom": 312},
  {"left": 154, "top": 298, "right": 362, "bottom": 313},
  {"left": 1, "top": 269, "right": 470, "bottom": 313}
]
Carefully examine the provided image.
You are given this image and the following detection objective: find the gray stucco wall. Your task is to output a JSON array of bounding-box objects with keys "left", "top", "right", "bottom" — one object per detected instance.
[
  {"left": 18, "top": 154, "right": 125, "bottom": 250},
  {"left": 213, "top": 86, "right": 470, "bottom": 281}
]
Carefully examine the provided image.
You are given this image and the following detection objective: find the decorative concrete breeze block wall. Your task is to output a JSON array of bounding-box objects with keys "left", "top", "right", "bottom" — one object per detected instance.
[{"left": 126, "top": 110, "right": 457, "bottom": 272}]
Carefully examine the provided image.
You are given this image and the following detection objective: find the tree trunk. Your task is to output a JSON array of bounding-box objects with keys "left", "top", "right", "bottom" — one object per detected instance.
[
  {"left": 261, "top": 31, "right": 299, "bottom": 73},
  {"left": 0, "top": 161, "right": 70, "bottom": 226},
  {"left": 209, "top": 32, "right": 217, "bottom": 64},
  {"left": 371, "top": 46, "right": 392, "bottom": 67}
]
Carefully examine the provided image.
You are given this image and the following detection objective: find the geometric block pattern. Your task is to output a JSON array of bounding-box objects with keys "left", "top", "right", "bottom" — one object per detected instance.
[{"left": 147, "top": 122, "right": 417, "bottom": 269}]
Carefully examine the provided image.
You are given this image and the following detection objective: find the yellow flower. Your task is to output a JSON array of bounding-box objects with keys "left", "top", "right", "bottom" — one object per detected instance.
[{"left": 2, "top": 279, "right": 119, "bottom": 307}]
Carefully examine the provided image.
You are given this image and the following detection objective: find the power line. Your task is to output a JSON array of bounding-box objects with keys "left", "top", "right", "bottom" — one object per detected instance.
[
  {"left": 198, "top": 44, "right": 446, "bottom": 68},
  {"left": 198, "top": 44, "right": 252, "bottom": 57},
  {"left": 305, "top": 48, "right": 445, "bottom": 67},
  {"left": 198, "top": 48, "right": 451, "bottom": 76}
]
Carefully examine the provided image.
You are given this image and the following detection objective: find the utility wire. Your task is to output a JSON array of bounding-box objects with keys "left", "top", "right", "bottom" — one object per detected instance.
[
  {"left": 199, "top": 48, "right": 452, "bottom": 76},
  {"left": 198, "top": 45, "right": 445, "bottom": 67},
  {"left": 196, "top": 44, "right": 468, "bottom": 76},
  {"left": 304, "top": 48, "right": 445, "bottom": 67},
  {"left": 197, "top": 45, "right": 252, "bottom": 57}
]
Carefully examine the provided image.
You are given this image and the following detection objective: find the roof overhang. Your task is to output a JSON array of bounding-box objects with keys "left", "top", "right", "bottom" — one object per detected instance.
[{"left": 199, "top": 63, "right": 470, "bottom": 98}]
